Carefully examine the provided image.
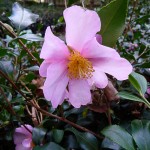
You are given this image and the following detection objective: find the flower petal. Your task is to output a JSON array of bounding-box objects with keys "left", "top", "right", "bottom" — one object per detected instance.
[
  {"left": 40, "top": 26, "right": 69, "bottom": 60},
  {"left": 82, "top": 38, "right": 120, "bottom": 59},
  {"left": 14, "top": 133, "right": 27, "bottom": 145},
  {"left": 91, "top": 67, "right": 108, "bottom": 88},
  {"left": 68, "top": 79, "right": 91, "bottom": 108},
  {"left": 39, "top": 60, "right": 50, "bottom": 77},
  {"left": 92, "top": 57, "right": 133, "bottom": 80},
  {"left": 64, "top": 5, "right": 100, "bottom": 52},
  {"left": 16, "top": 144, "right": 31, "bottom": 150},
  {"left": 43, "top": 61, "right": 69, "bottom": 108},
  {"left": 22, "top": 138, "right": 32, "bottom": 148},
  {"left": 15, "top": 125, "right": 33, "bottom": 137}
]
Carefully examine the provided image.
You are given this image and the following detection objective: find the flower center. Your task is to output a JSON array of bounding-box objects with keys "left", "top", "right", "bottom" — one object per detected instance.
[{"left": 67, "top": 49, "right": 94, "bottom": 79}]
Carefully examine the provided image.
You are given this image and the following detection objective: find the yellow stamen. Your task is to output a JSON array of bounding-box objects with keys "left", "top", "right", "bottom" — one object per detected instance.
[{"left": 67, "top": 49, "right": 94, "bottom": 79}]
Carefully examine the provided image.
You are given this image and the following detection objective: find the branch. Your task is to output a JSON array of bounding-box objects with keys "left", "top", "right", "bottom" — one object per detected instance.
[
  {"left": 0, "top": 21, "right": 40, "bottom": 66},
  {"left": 28, "top": 101, "right": 104, "bottom": 139},
  {"left": 0, "top": 86, "right": 32, "bottom": 134},
  {"left": 0, "top": 70, "right": 103, "bottom": 139}
]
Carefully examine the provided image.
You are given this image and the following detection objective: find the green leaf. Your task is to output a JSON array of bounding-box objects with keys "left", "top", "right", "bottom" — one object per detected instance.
[
  {"left": 9, "top": 2, "right": 39, "bottom": 30},
  {"left": 24, "top": 66, "right": 39, "bottom": 71},
  {"left": 98, "top": 0, "right": 128, "bottom": 47},
  {"left": 129, "top": 72, "right": 147, "bottom": 95},
  {"left": 118, "top": 92, "right": 145, "bottom": 103},
  {"left": 101, "top": 125, "right": 135, "bottom": 150},
  {"left": 135, "top": 15, "right": 150, "bottom": 24},
  {"left": 33, "top": 142, "right": 65, "bottom": 150},
  {"left": 53, "top": 129, "right": 64, "bottom": 143},
  {"left": 32, "top": 127, "right": 46, "bottom": 145},
  {"left": 18, "top": 34, "right": 44, "bottom": 42},
  {"left": 66, "top": 128, "right": 98, "bottom": 150},
  {"left": 0, "top": 61, "right": 14, "bottom": 79},
  {"left": 131, "top": 120, "right": 150, "bottom": 150}
]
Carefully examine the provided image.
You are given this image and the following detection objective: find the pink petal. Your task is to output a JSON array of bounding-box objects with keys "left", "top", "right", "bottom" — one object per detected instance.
[
  {"left": 22, "top": 138, "right": 32, "bottom": 148},
  {"left": 92, "top": 57, "right": 133, "bottom": 80},
  {"left": 64, "top": 5, "right": 100, "bottom": 52},
  {"left": 81, "top": 38, "right": 120, "bottom": 59},
  {"left": 39, "top": 60, "right": 50, "bottom": 77},
  {"left": 15, "top": 125, "right": 33, "bottom": 137},
  {"left": 14, "top": 133, "right": 27, "bottom": 145},
  {"left": 40, "top": 26, "right": 69, "bottom": 60},
  {"left": 43, "top": 61, "right": 69, "bottom": 108},
  {"left": 16, "top": 144, "right": 31, "bottom": 150},
  {"left": 68, "top": 79, "right": 91, "bottom": 108},
  {"left": 91, "top": 67, "right": 108, "bottom": 88}
]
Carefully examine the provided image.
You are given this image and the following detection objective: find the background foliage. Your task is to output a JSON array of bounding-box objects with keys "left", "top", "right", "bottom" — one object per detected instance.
[{"left": 0, "top": 0, "right": 150, "bottom": 149}]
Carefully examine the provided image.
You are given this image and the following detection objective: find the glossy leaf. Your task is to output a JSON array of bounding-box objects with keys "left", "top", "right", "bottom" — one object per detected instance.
[
  {"left": 131, "top": 120, "right": 150, "bottom": 150},
  {"left": 118, "top": 91, "right": 145, "bottom": 103},
  {"left": 98, "top": 0, "right": 128, "bottom": 47},
  {"left": 32, "top": 127, "right": 46, "bottom": 145},
  {"left": 101, "top": 125, "right": 135, "bottom": 150},
  {"left": 101, "top": 138, "right": 121, "bottom": 150},
  {"left": 0, "top": 61, "right": 14, "bottom": 79},
  {"left": 67, "top": 128, "right": 98, "bottom": 150},
  {"left": 18, "top": 34, "right": 44, "bottom": 41},
  {"left": 9, "top": 2, "right": 39, "bottom": 30},
  {"left": 53, "top": 129, "right": 64, "bottom": 143},
  {"left": 33, "top": 142, "right": 65, "bottom": 150},
  {"left": 129, "top": 72, "right": 147, "bottom": 95}
]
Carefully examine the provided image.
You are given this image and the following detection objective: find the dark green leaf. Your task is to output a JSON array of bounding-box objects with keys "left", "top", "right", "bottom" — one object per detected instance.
[
  {"left": 101, "top": 125, "right": 135, "bottom": 150},
  {"left": 24, "top": 66, "right": 39, "bottom": 71},
  {"left": 135, "top": 15, "right": 150, "bottom": 24},
  {"left": 129, "top": 72, "right": 147, "bottom": 94},
  {"left": 33, "top": 142, "right": 65, "bottom": 150},
  {"left": 118, "top": 91, "right": 145, "bottom": 103},
  {"left": 0, "top": 61, "right": 14, "bottom": 79},
  {"left": 101, "top": 138, "right": 121, "bottom": 150},
  {"left": 18, "top": 34, "right": 44, "bottom": 41},
  {"left": 67, "top": 128, "right": 98, "bottom": 150},
  {"left": 53, "top": 129, "right": 64, "bottom": 143},
  {"left": 98, "top": 0, "right": 128, "bottom": 47},
  {"left": 139, "top": 62, "right": 150, "bottom": 68},
  {"left": 131, "top": 120, "right": 150, "bottom": 150},
  {"left": 32, "top": 127, "right": 46, "bottom": 145}
]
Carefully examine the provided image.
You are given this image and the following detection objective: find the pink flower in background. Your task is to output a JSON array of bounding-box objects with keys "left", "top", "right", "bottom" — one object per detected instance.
[
  {"left": 14, "top": 125, "right": 34, "bottom": 150},
  {"left": 147, "top": 87, "right": 150, "bottom": 95},
  {"left": 39, "top": 5, "right": 132, "bottom": 108}
]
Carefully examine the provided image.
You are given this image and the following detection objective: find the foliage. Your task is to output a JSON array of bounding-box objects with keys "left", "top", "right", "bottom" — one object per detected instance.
[{"left": 0, "top": 0, "right": 150, "bottom": 150}]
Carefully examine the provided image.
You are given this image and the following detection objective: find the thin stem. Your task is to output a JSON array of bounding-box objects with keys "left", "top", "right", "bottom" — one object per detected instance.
[
  {"left": 140, "top": 93, "right": 150, "bottom": 108},
  {"left": 28, "top": 101, "right": 104, "bottom": 139},
  {"left": 64, "top": 0, "right": 67, "bottom": 8},
  {"left": 0, "top": 70, "right": 29, "bottom": 101},
  {"left": 0, "top": 86, "right": 32, "bottom": 134},
  {"left": 132, "top": 47, "right": 148, "bottom": 64},
  {"left": 0, "top": 70, "right": 103, "bottom": 139},
  {"left": 0, "top": 21, "right": 40, "bottom": 66},
  {"left": 81, "top": 0, "right": 85, "bottom": 9}
]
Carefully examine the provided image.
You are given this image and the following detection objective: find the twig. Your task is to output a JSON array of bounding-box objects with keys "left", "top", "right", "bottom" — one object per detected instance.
[
  {"left": 0, "top": 70, "right": 103, "bottom": 139},
  {"left": 27, "top": 101, "right": 104, "bottom": 139},
  {"left": 131, "top": 47, "right": 148, "bottom": 65},
  {"left": 64, "top": 0, "right": 67, "bottom": 8},
  {"left": 0, "top": 21, "right": 40, "bottom": 66},
  {"left": 0, "top": 70, "right": 29, "bottom": 101},
  {"left": 0, "top": 86, "right": 32, "bottom": 134}
]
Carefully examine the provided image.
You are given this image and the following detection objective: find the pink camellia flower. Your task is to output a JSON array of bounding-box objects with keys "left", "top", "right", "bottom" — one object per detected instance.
[
  {"left": 39, "top": 5, "right": 132, "bottom": 108},
  {"left": 14, "top": 125, "right": 34, "bottom": 150}
]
